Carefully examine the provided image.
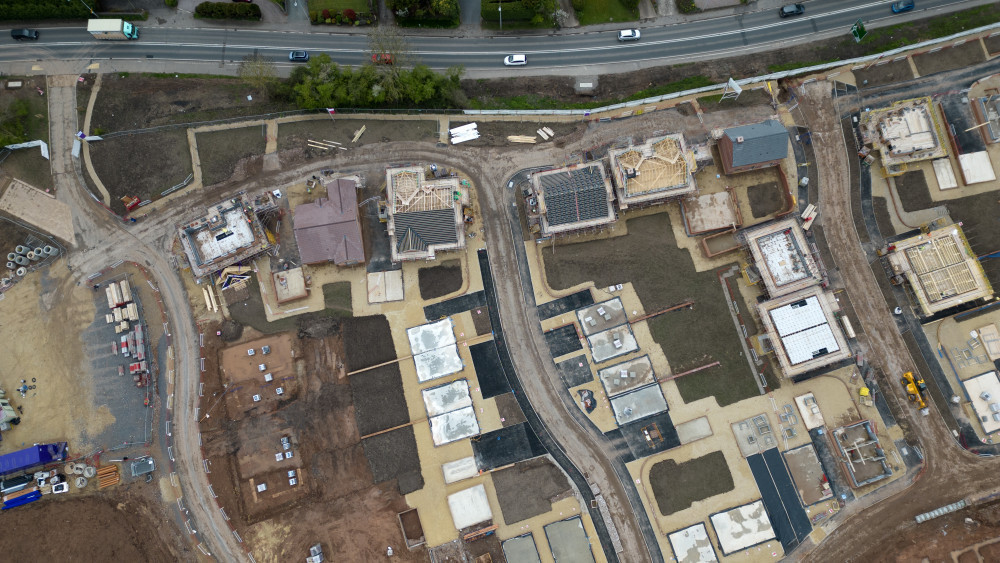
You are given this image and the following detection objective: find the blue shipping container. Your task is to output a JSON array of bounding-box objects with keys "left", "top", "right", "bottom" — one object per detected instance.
[
  {"left": 0, "top": 443, "right": 68, "bottom": 476},
  {"left": 2, "top": 490, "right": 42, "bottom": 509}
]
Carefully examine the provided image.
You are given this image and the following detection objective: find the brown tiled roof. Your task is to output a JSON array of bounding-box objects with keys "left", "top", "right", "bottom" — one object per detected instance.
[{"left": 293, "top": 179, "right": 365, "bottom": 265}]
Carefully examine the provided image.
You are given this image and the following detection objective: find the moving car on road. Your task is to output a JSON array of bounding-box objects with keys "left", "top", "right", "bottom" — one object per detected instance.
[
  {"left": 617, "top": 29, "right": 640, "bottom": 42},
  {"left": 10, "top": 29, "right": 38, "bottom": 41},
  {"left": 891, "top": 0, "right": 914, "bottom": 13},
  {"left": 778, "top": 3, "right": 805, "bottom": 17},
  {"left": 372, "top": 53, "right": 393, "bottom": 65},
  {"left": 503, "top": 54, "right": 527, "bottom": 66},
  {"left": 289, "top": 51, "right": 310, "bottom": 62}
]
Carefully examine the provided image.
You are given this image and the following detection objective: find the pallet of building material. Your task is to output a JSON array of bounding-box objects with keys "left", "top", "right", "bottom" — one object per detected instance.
[
  {"left": 507, "top": 135, "right": 537, "bottom": 144},
  {"left": 537, "top": 129, "right": 550, "bottom": 140},
  {"left": 543, "top": 127, "right": 554, "bottom": 137},
  {"left": 97, "top": 465, "right": 120, "bottom": 489},
  {"left": 352, "top": 125, "right": 366, "bottom": 143}
]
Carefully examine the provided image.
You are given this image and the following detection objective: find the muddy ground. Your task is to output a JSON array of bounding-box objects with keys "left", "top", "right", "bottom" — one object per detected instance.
[
  {"left": 648, "top": 450, "right": 734, "bottom": 516},
  {"left": 0, "top": 487, "right": 188, "bottom": 561},
  {"left": 196, "top": 126, "right": 268, "bottom": 187},
  {"left": 418, "top": 259, "right": 463, "bottom": 300},
  {"left": 449, "top": 121, "right": 585, "bottom": 148},
  {"left": 746, "top": 181, "right": 784, "bottom": 219},
  {"left": 1, "top": 149, "right": 54, "bottom": 193},
  {"left": 198, "top": 317, "right": 426, "bottom": 562},
  {"left": 912, "top": 41, "right": 987, "bottom": 77},
  {"left": 89, "top": 130, "right": 193, "bottom": 210}
]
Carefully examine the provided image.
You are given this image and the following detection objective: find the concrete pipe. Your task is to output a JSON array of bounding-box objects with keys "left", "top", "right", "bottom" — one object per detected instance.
[
  {"left": 25, "top": 252, "right": 34, "bottom": 261},
  {"left": 14, "top": 245, "right": 27, "bottom": 255},
  {"left": 74, "top": 477, "right": 87, "bottom": 489},
  {"left": 73, "top": 464, "right": 85, "bottom": 475},
  {"left": 15, "top": 267, "right": 26, "bottom": 277},
  {"left": 64, "top": 463, "right": 76, "bottom": 474},
  {"left": 43, "top": 246, "right": 57, "bottom": 256},
  {"left": 1, "top": 278, "right": 10, "bottom": 286},
  {"left": 6, "top": 262, "right": 13, "bottom": 270},
  {"left": 6, "top": 253, "right": 15, "bottom": 261},
  {"left": 29, "top": 251, "right": 41, "bottom": 261},
  {"left": 33, "top": 247, "right": 43, "bottom": 257},
  {"left": 14, "top": 255, "right": 27, "bottom": 266},
  {"left": 82, "top": 466, "right": 96, "bottom": 478}
]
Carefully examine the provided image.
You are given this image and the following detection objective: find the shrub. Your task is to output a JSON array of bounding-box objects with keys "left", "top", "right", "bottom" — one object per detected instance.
[
  {"left": 165, "top": 0, "right": 178, "bottom": 6},
  {"left": 0, "top": 0, "right": 93, "bottom": 20},
  {"left": 321, "top": 8, "right": 330, "bottom": 18},
  {"left": 675, "top": 0, "right": 698, "bottom": 14},
  {"left": 344, "top": 8, "right": 356, "bottom": 21},
  {"left": 194, "top": 2, "right": 262, "bottom": 20},
  {"left": 571, "top": 0, "right": 584, "bottom": 10},
  {"left": 621, "top": 0, "right": 638, "bottom": 10}
]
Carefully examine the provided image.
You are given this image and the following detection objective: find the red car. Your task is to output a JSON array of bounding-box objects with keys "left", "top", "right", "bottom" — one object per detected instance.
[{"left": 372, "top": 53, "right": 393, "bottom": 65}]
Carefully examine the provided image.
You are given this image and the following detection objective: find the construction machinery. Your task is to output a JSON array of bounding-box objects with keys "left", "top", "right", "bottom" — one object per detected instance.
[{"left": 900, "top": 371, "right": 930, "bottom": 416}]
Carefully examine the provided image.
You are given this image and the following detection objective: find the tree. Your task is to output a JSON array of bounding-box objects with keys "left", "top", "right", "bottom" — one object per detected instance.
[{"left": 238, "top": 52, "right": 277, "bottom": 91}]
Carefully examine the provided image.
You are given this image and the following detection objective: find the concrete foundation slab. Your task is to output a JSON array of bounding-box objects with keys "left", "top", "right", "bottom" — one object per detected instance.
[
  {"left": 447, "top": 484, "right": 492, "bottom": 530},
  {"left": 502, "top": 533, "right": 542, "bottom": 563},
  {"left": 668, "top": 522, "right": 718, "bottom": 563},
  {"left": 543, "top": 516, "right": 596, "bottom": 563},
  {"left": 597, "top": 355, "right": 655, "bottom": 397},
  {"left": 422, "top": 379, "right": 473, "bottom": 417},
  {"left": 676, "top": 416, "right": 713, "bottom": 445},
  {"left": 429, "top": 405, "right": 480, "bottom": 446},
  {"left": 609, "top": 384, "right": 668, "bottom": 426},
  {"left": 587, "top": 324, "right": 639, "bottom": 364},
  {"left": 441, "top": 456, "right": 478, "bottom": 484},
  {"left": 709, "top": 499, "right": 776, "bottom": 555}
]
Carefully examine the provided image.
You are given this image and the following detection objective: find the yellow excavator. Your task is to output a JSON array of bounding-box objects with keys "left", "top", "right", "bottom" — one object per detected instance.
[{"left": 900, "top": 371, "right": 930, "bottom": 416}]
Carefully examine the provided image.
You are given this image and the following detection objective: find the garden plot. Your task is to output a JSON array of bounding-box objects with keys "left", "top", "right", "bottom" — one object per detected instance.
[{"left": 649, "top": 451, "right": 735, "bottom": 516}]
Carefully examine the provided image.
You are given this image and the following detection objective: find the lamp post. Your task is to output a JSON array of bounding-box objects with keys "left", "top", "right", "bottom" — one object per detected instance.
[
  {"left": 66, "top": 0, "right": 98, "bottom": 18},
  {"left": 499, "top": 4, "right": 502, "bottom": 31}
]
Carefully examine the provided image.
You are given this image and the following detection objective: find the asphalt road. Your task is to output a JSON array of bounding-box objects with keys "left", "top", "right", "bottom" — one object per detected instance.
[{"left": 0, "top": 0, "right": 979, "bottom": 75}]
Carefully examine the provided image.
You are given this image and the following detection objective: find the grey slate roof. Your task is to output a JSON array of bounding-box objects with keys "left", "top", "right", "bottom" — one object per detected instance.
[
  {"left": 394, "top": 208, "right": 457, "bottom": 252},
  {"left": 539, "top": 167, "right": 610, "bottom": 227},
  {"left": 292, "top": 180, "right": 364, "bottom": 265},
  {"left": 724, "top": 119, "right": 789, "bottom": 167}
]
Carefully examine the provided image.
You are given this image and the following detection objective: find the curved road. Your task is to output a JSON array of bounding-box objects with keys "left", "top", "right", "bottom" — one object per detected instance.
[{"left": 0, "top": 0, "right": 981, "bottom": 75}]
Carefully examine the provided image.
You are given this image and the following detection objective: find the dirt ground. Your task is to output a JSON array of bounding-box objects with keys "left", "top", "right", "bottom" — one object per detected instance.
[
  {"left": 196, "top": 126, "right": 268, "bottom": 187},
  {"left": 1, "top": 148, "right": 54, "bottom": 193},
  {"left": 89, "top": 75, "right": 296, "bottom": 132},
  {"left": 276, "top": 118, "right": 439, "bottom": 165},
  {"left": 492, "top": 457, "right": 572, "bottom": 525},
  {"left": 198, "top": 322, "right": 428, "bottom": 562},
  {"left": 854, "top": 59, "right": 915, "bottom": 89},
  {"left": 88, "top": 130, "right": 192, "bottom": 210},
  {"left": 697, "top": 89, "right": 773, "bottom": 114},
  {"left": 986, "top": 35, "right": 1000, "bottom": 56},
  {"left": 0, "top": 487, "right": 188, "bottom": 561},
  {"left": 0, "top": 212, "right": 35, "bottom": 256},
  {"left": 0, "top": 76, "right": 50, "bottom": 143},
  {"left": 746, "top": 181, "right": 784, "bottom": 218},
  {"left": 418, "top": 259, "right": 463, "bottom": 300},
  {"left": 882, "top": 498, "right": 1000, "bottom": 562},
  {"left": 873, "top": 196, "right": 896, "bottom": 238},
  {"left": 912, "top": 41, "right": 988, "bottom": 77},
  {"left": 648, "top": 450, "right": 734, "bottom": 516},
  {"left": 542, "top": 212, "right": 760, "bottom": 406},
  {"left": 0, "top": 261, "right": 116, "bottom": 451}
]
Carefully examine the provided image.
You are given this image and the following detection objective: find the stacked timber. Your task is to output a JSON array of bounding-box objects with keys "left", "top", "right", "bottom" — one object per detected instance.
[
  {"left": 507, "top": 135, "right": 537, "bottom": 144},
  {"left": 97, "top": 465, "right": 120, "bottom": 489}
]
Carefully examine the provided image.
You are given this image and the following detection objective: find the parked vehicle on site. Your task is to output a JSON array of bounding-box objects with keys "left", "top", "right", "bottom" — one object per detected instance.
[
  {"left": 778, "top": 3, "right": 805, "bottom": 17},
  {"left": 88, "top": 19, "right": 139, "bottom": 40}
]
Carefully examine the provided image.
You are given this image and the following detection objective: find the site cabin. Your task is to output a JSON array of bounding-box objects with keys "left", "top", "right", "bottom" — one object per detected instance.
[
  {"left": 87, "top": 19, "right": 139, "bottom": 41},
  {"left": 119, "top": 279, "right": 132, "bottom": 304}
]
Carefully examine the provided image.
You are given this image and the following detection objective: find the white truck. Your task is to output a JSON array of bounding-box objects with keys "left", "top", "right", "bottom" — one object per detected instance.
[{"left": 87, "top": 19, "right": 139, "bottom": 41}]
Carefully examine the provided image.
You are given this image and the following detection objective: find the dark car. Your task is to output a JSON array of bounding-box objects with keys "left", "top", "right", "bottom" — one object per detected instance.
[
  {"left": 778, "top": 3, "right": 805, "bottom": 18},
  {"left": 289, "top": 51, "right": 310, "bottom": 62},
  {"left": 11, "top": 29, "right": 38, "bottom": 41},
  {"left": 891, "top": 0, "right": 914, "bottom": 13}
]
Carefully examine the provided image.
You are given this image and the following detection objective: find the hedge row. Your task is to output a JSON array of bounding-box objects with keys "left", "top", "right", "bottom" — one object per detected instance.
[
  {"left": 481, "top": 0, "right": 535, "bottom": 21},
  {"left": 194, "top": 2, "right": 262, "bottom": 20},
  {"left": 0, "top": 0, "right": 96, "bottom": 20}
]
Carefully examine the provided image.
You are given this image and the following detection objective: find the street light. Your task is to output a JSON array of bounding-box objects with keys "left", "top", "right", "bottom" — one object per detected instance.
[
  {"left": 66, "top": 0, "right": 98, "bottom": 18},
  {"left": 499, "top": 4, "right": 502, "bottom": 31}
]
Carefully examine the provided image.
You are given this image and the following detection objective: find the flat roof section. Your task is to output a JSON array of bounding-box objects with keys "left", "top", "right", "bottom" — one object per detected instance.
[
  {"left": 587, "top": 324, "right": 639, "bottom": 364},
  {"left": 576, "top": 297, "right": 627, "bottom": 336},
  {"left": 709, "top": 500, "right": 776, "bottom": 555},
  {"left": 193, "top": 207, "right": 255, "bottom": 263},
  {"left": 961, "top": 371, "right": 1000, "bottom": 434},
  {"left": 597, "top": 355, "right": 656, "bottom": 397},
  {"left": 543, "top": 517, "right": 596, "bottom": 563},
  {"left": 758, "top": 288, "right": 851, "bottom": 378},
  {"left": 668, "top": 522, "right": 718, "bottom": 563},
  {"left": 502, "top": 534, "right": 542, "bottom": 563},
  {"left": 429, "top": 405, "right": 480, "bottom": 446},
  {"left": 422, "top": 379, "right": 473, "bottom": 417},
  {"left": 609, "top": 384, "right": 668, "bottom": 426},
  {"left": 447, "top": 484, "right": 493, "bottom": 530},
  {"left": 742, "top": 218, "right": 820, "bottom": 298}
]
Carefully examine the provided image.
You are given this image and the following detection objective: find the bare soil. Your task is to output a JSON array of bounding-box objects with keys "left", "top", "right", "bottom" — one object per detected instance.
[
  {"left": 90, "top": 75, "right": 296, "bottom": 132},
  {"left": 492, "top": 457, "right": 572, "bottom": 524},
  {"left": 872, "top": 196, "right": 896, "bottom": 238},
  {"left": 648, "top": 450, "right": 734, "bottom": 516},
  {"left": 697, "top": 88, "right": 773, "bottom": 113},
  {"left": 913, "top": 41, "right": 988, "bottom": 77},
  {"left": 542, "top": 212, "right": 760, "bottom": 406},
  {"left": 196, "top": 126, "right": 268, "bottom": 187},
  {"left": 449, "top": 121, "right": 586, "bottom": 148},
  {"left": 0, "top": 488, "right": 187, "bottom": 562},
  {"left": 747, "top": 181, "right": 784, "bottom": 218},
  {"left": 418, "top": 258, "right": 463, "bottom": 300},
  {"left": 854, "top": 59, "right": 916, "bottom": 89},
  {"left": 88, "top": 130, "right": 192, "bottom": 210},
  {"left": 986, "top": 34, "right": 1000, "bottom": 56},
  {"left": 276, "top": 118, "right": 439, "bottom": 164},
  {"left": 342, "top": 315, "right": 398, "bottom": 371},
  {"left": 471, "top": 305, "right": 493, "bottom": 336},
  {"left": 0, "top": 211, "right": 35, "bottom": 251}
]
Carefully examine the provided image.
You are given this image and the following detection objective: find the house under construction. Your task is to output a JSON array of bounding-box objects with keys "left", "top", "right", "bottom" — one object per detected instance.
[
  {"left": 860, "top": 97, "right": 948, "bottom": 176},
  {"left": 179, "top": 194, "right": 272, "bottom": 278},
  {"left": 608, "top": 134, "right": 696, "bottom": 210},
  {"left": 385, "top": 166, "right": 467, "bottom": 262},
  {"left": 530, "top": 163, "right": 616, "bottom": 237},
  {"left": 740, "top": 218, "right": 822, "bottom": 299},
  {"left": 885, "top": 223, "right": 993, "bottom": 316}
]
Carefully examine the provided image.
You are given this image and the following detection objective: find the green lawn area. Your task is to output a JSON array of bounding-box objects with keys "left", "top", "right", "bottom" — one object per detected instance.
[
  {"left": 308, "top": 0, "right": 368, "bottom": 13},
  {"left": 322, "top": 281, "right": 353, "bottom": 314},
  {"left": 542, "top": 212, "right": 761, "bottom": 407},
  {"left": 575, "top": 0, "right": 637, "bottom": 25}
]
